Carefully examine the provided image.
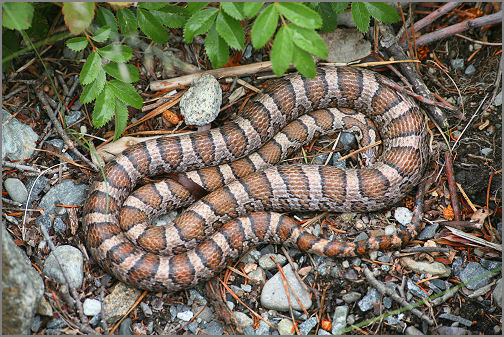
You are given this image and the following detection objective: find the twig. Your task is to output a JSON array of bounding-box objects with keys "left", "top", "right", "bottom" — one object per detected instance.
[
  {"left": 451, "top": 92, "right": 489, "bottom": 151},
  {"left": 454, "top": 34, "right": 501, "bottom": 46},
  {"left": 3, "top": 84, "right": 27, "bottom": 100},
  {"left": 445, "top": 226, "right": 502, "bottom": 251},
  {"left": 445, "top": 153, "right": 461, "bottom": 221},
  {"left": 456, "top": 182, "right": 477, "bottom": 213},
  {"left": 337, "top": 140, "right": 382, "bottom": 162},
  {"left": 2, "top": 161, "right": 41, "bottom": 173},
  {"left": 363, "top": 267, "right": 434, "bottom": 326},
  {"left": 2, "top": 197, "right": 23, "bottom": 207},
  {"left": 401, "top": 246, "right": 450, "bottom": 253}
]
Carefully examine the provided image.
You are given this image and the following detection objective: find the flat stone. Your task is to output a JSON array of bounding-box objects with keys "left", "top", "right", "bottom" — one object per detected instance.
[
  {"left": 358, "top": 288, "right": 382, "bottom": 312},
  {"left": 320, "top": 29, "right": 371, "bottom": 64},
  {"left": 342, "top": 291, "right": 361, "bottom": 304},
  {"left": 298, "top": 317, "right": 317, "bottom": 335},
  {"left": 234, "top": 312, "right": 253, "bottom": 328},
  {"left": 38, "top": 179, "right": 88, "bottom": 215},
  {"left": 4, "top": 178, "right": 28, "bottom": 203},
  {"left": 103, "top": 283, "right": 142, "bottom": 324},
  {"left": 459, "top": 262, "right": 492, "bottom": 290},
  {"left": 331, "top": 305, "right": 349, "bottom": 335},
  {"left": 258, "top": 253, "right": 286, "bottom": 270},
  {"left": 2, "top": 109, "right": 39, "bottom": 161},
  {"left": 493, "top": 278, "right": 502, "bottom": 308},
  {"left": 43, "top": 245, "right": 83, "bottom": 289}
]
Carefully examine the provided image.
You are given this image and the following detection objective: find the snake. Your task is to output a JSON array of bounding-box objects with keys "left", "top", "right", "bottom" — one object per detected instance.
[{"left": 83, "top": 66, "right": 429, "bottom": 292}]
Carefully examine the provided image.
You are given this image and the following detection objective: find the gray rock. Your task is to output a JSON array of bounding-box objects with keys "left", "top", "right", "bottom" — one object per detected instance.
[
  {"left": 89, "top": 313, "right": 102, "bottom": 327},
  {"left": 177, "top": 310, "right": 194, "bottom": 321},
  {"left": 83, "top": 298, "right": 102, "bottom": 316},
  {"left": 331, "top": 152, "right": 346, "bottom": 168},
  {"left": 464, "top": 64, "right": 476, "bottom": 75},
  {"left": 405, "top": 325, "right": 424, "bottom": 335},
  {"left": 439, "top": 313, "right": 473, "bottom": 327},
  {"left": 43, "top": 245, "right": 83, "bottom": 288},
  {"left": 354, "top": 232, "right": 369, "bottom": 242},
  {"left": 298, "top": 317, "right": 317, "bottom": 335},
  {"left": 243, "top": 326, "right": 256, "bottom": 335},
  {"left": 139, "top": 301, "right": 153, "bottom": 316},
  {"left": 189, "top": 289, "right": 207, "bottom": 305},
  {"left": 451, "top": 58, "right": 464, "bottom": 69},
  {"left": 459, "top": 262, "right": 492, "bottom": 290},
  {"left": 2, "top": 224, "right": 44, "bottom": 334},
  {"left": 234, "top": 312, "right": 253, "bottom": 328},
  {"left": 53, "top": 217, "right": 67, "bottom": 233},
  {"left": 46, "top": 138, "right": 64, "bottom": 151},
  {"left": 65, "top": 109, "right": 82, "bottom": 125},
  {"left": 104, "top": 283, "right": 142, "bottom": 324},
  {"left": 179, "top": 74, "right": 222, "bottom": 126},
  {"left": 277, "top": 318, "right": 294, "bottom": 335},
  {"left": 437, "top": 326, "right": 471, "bottom": 335},
  {"left": 358, "top": 288, "right": 382, "bottom": 312},
  {"left": 259, "top": 253, "right": 286, "bottom": 270},
  {"left": 4, "top": 178, "right": 28, "bottom": 203},
  {"left": 39, "top": 179, "right": 88, "bottom": 215},
  {"left": 417, "top": 223, "right": 439, "bottom": 240},
  {"left": 493, "top": 91, "right": 502, "bottom": 106},
  {"left": 318, "top": 328, "right": 331, "bottom": 335},
  {"left": 118, "top": 317, "right": 132, "bottom": 335},
  {"left": 383, "top": 296, "right": 392, "bottom": 309},
  {"left": 47, "top": 317, "right": 66, "bottom": 329},
  {"left": 407, "top": 278, "right": 429, "bottom": 298},
  {"left": 493, "top": 278, "right": 502, "bottom": 308},
  {"left": 320, "top": 29, "right": 371, "bottom": 64},
  {"left": 36, "top": 214, "right": 52, "bottom": 231},
  {"left": 331, "top": 305, "right": 349, "bottom": 335},
  {"left": 256, "top": 319, "right": 270, "bottom": 335},
  {"left": 312, "top": 152, "right": 329, "bottom": 165},
  {"left": 2, "top": 109, "right": 39, "bottom": 161},
  {"left": 26, "top": 176, "right": 50, "bottom": 205},
  {"left": 205, "top": 320, "right": 223, "bottom": 335},
  {"left": 342, "top": 291, "right": 361, "bottom": 303},
  {"left": 384, "top": 224, "right": 397, "bottom": 235},
  {"left": 31, "top": 315, "right": 42, "bottom": 333},
  {"left": 260, "top": 264, "right": 312, "bottom": 311},
  {"left": 339, "top": 132, "right": 357, "bottom": 150},
  {"left": 394, "top": 207, "right": 413, "bottom": 225},
  {"left": 481, "top": 147, "right": 492, "bottom": 156},
  {"left": 248, "top": 267, "right": 266, "bottom": 283}
]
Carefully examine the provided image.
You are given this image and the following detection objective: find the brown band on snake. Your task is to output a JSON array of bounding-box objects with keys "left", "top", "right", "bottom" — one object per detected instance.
[{"left": 83, "top": 67, "right": 429, "bottom": 292}]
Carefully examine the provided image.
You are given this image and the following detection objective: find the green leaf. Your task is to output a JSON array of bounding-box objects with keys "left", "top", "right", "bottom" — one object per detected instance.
[
  {"left": 151, "top": 6, "right": 188, "bottom": 28},
  {"left": 62, "top": 2, "right": 95, "bottom": 34},
  {"left": 351, "top": 2, "right": 370, "bottom": 33},
  {"left": 2, "top": 2, "right": 34, "bottom": 30},
  {"left": 98, "top": 44, "right": 133, "bottom": 63},
  {"left": 25, "top": 5, "right": 50, "bottom": 38},
  {"left": 108, "top": 80, "right": 143, "bottom": 109},
  {"left": 92, "top": 84, "right": 115, "bottom": 128},
  {"left": 103, "top": 63, "right": 139, "bottom": 83},
  {"left": 96, "top": 6, "right": 118, "bottom": 33},
  {"left": 331, "top": 2, "right": 349, "bottom": 14},
  {"left": 215, "top": 11, "right": 244, "bottom": 50},
  {"left": 2, "top": 28, "right": 20, "bottom": 70},
  {"left": 205, "top": 23, "right": 229, "bottom": 68},
  {"left": 187, "top": 2, "right": 209, "bottom": 15},
  {"left": 318, "top": 2, "right": 339, "bottom": 33},
  {"left": 117, "top": 8, "right": 137, "bottom": 36},
  {"left": 276, "top": 2, "right": 322, "bottom": 29},
  {"left": 221, "top": 2, "right": 244, "bottom": 20},
  {"left": 270, "top": 25, "right": 293, "bottom": 77},
  {"left": 292, "top": 44, "right": 316, "bottom": 78},
  {"left": 137, "top": 8, "right": 169, "bottom": 44},
  {"left": 290, "top": 25, "right": 328, "bottom": 58},
  {"left": 91, "top": 26, "right": 111, "bottom": 43},
  {"left": 363, "top": 2, "right": 399, "bottom": 23},
  {"left": 243, "top": 2, "right": 264, "bottom": 18},
  {"left": 80, "top": 67, "right": 106, "bottom": 104},
  {"left": 251, "top": 4, "right": 278, "bottom": 49},
  {"left": 80, "top": 51, "right": 101, "bottom": 85},
  {"left": 184, "top": 8, "right": 218, "bottom": 43},
  {"left": 66, "top": 37, "right": 88, "bottom": 52},
  {"left": 114, "top": 99, "right": 129, "bottom": 140},
  {"left": 138, "top": 2, "right": 169, "bottom": 10}
]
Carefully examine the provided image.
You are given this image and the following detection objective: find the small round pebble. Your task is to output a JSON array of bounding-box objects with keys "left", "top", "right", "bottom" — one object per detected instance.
[
  {"left": 53, "top": 217, "right": 66, "bottom": 233},
  {"left": 394, "top": 207, "right": 413, "bottom": 226},
  {"left": 118, "top": 317, "right": 132, "bottom": 335},
  {"left": 83, "top": 298, "right": 102, "bottom": 316},
  {"left": 43, "top": 245, "right": 84, "bottom": 288},
  {"left": 234, "top": 312, "right": 253, "bottom": 328},
  {"left": 277, "top": 318, "right": 294, "bottom": 335},
  {"left": 258, "top": 253, "right": 286, "bottom": 270},
  {"left": 4, "top": 178, "right": 28, "bottom": 203},
  {"left": 177, "top": 310, "right": 194, "bottom": 321}
]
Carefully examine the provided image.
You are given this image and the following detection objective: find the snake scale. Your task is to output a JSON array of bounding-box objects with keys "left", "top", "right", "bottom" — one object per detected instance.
[{"left": 83, "top": 66, "right": 429, "bottom": 292}]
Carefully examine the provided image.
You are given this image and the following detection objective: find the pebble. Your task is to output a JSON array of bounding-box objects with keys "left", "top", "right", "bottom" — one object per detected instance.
[
  {"left": 140, "top": 302, "right": 152, "bottom": 316},
  {"left": 31, "top": 315, "right": 41, "bottom": 333},
  {"left": 53, "top": 217, "right": 66, "bottom": 233},
  {"left": 493, "top": 278, "right": 502, "bottom": 308},
  {"left": 479, "top": 259, "right": 501, "bottom": 272},
  {"left": 43, "top": 245, "right": 84, "bottom": 288},
  {"left": 384, "top": 224, "right": 397, "bottom": 235},
  {"left": 331, "top": 305, "right": 349, "bottom": 335},
  {"left": 320, "top": 28, "right": 371, "bottom": 63},
  {"left": 177, "top": 310, "right": 194, "bottom": 321},
  {"left": 342, "top": 291, "right": 362, "bottom": 303},
  {"left": 260, "top": 263, "right": 312, "bottom": 311},
  {"left": 83, "top": 298, "right": 102, "bottom": 316},
  {"left": 118, "top": 317, "right": 132, "bottom": 335},
  {"left": 234, "top": 312, "right": 253, "bottom": 328},
  {"left": 255, "top": 318, "right": 270, "bottom": 335},
  {"left": 298, "top": 317, "right": 318, "bottom": 335},
  {"left": 89, "top": 313, "right": 102, "bottom": 327},
  {"left": 247, "top": 267, "right": 266, "bottom": 283},
  {"left": 459, "top": 262, "right": 492, "bottom": 290},
  {"left": 401, "top": 257, "right": 451, "bottom": 277},
  {"left": 258, "top": 253, "right": 286, "bottom": 270},
  {"left": 38, "top": 179, "right": 88, "bottom": 215},
  {"left": 394, "top": 207, "right": 413, "bottom": 225},
  {"left": 36, "top": 214, "right": 52, "bottom": 231},
  {"left": 179, "top": 74, "right": 222, "bottom": 126},
  {"left": 481, "top": 147, "right": 492, "bottom": 156},
  {"left": 26, "top": 176, "right": 50, "bottom": 205},
  {"left": 439, "top": 313, "right": 473, "bottom": 327},
  {"left": 2, "top": 109, "right": 39, "bottom": 161},
  {"left": 205, "top": 320, "right": 224, "bottom": 335},
  {"left": 407, "top": 278, "right": 429, "bottom": 298},
  {"left": 450, "top": 58, "right": 464, "bottom": 70},
  {"left": 312, "top": 152, "right": 329, "bottom": 165},
  {"left": 383, "top": 296, "right": 392, "bottom": 309},
  {"left": 464, "top": 65, "right": 476, "bottom": 75},
  {"left": 354, "top": 232, "right": 369, "bottom": 242},
  {"left": 318, "top": 328, "right": 331, "bottom": 335},
  {"left": 103, "top": 283, "right": 142, "bottom": 324},
  {"left": 197, "top": 306, "right": 214, "bottom": 323},
  {"left": 358, "top": 288, "right": 382, "bottom": 312},
  {"left": 346, "top": 314, "right": 355, "bottom": 325},
  {"left": 47, "top": 318, "right": 66, "bottom": 329},
  {"left": 65, "top": 109, "right": 82, "bottom": 125},
  {"left": 493, "top": 91, "right": 502, "bottom": 106},
  {"left": 277, "top": 319, "right": 294, "bottom": 335},
  {"left": 4, "top": 178, "right": 28, "bottom": 203},
  {"left": 417, "top": 223, "right": 439, "bottom": 240},
  {"left": 405, "top": 325, "right": 424, "bottom": 335},
  {"left": 332, "top": 152, "right": 346, "bottom": 168}
]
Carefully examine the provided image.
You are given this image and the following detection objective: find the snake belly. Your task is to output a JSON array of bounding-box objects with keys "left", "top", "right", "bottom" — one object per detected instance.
[{"left": 83, "top": 66, "right": 429, "bottom": 292}]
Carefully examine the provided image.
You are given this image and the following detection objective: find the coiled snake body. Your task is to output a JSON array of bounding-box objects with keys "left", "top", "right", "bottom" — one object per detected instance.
[{"left": 83, "top": 67, "right": 429, "bottom": 292}]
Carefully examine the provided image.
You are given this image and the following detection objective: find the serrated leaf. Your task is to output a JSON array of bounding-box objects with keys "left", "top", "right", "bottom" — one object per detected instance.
[
  {"left": 103, "top": 63, "right": 139, "bottom": 83},
  {"left": 80, "top": 67, "right": 106, "bottom": 104},
  {"left": 215, "top": 11, "right": 244, "bottom": 50},
  {"left": 290, "top": 25, "right": 328, "bottom": 58},
  {"left": 98, "top": 44, "right": 133, "bottom": 63},
  {"left": 276, "top": 2, "right": 322, "bottom": 29},
  {"left": 66, "top": 37, "right": 88, "bottom": 51},
  {"left": 221, "top": 2, "right": 244, "bottom": 20},
  {"left": 351, "top": 2, "right": 370, "bottom": 33},
  {"left": 184, "top": 8, "right": 218, "bottom": 43},
  {"left": 62, "top": 2, "right": 95, "bottom": 34},
  {"left": 137, "top": 8, "right": 169, "bottom": 44},
  {"left": 96, "top": 6, "right": 118, "bottom": 33},
  {"left": 292, "top": 44, "right": 316, "bottom": 78},
  {"left": 92, "top": 84, "right": 115, "bottom": 128},
  {"left": 271, "top": 25, "right": 293, "bottom": 77},
  {"left": 187, "top": 2, "right": 209, "bottom": 15},
  {"left": 137, "top": 2, "right": 169, "bottom": 10},
  {"left": 251, "top": 4, "right": 278, "bottom": 49},
  {"left": 318, "top": 2, "right": 338, "bottom": 33},
  {"left": 91, "top": 25, "right": 111, "bottom": 42},
  {"left": 2, "top": 2, "right": 34, "bottom": 30},
  {"left": 151, "top": 6, "right": 188, "bottom": 28},
  {"left": 80, "top": 51, "right": 101, "bottom": 85},
  {"left": 108, "top": 80, "right": 143, "bottom": 109},
  {"left": 114, "top": 99, "right": 129, "bottom": 140},
  {"left": 331, "top": 2, "right": 349, "bottom": 14},
  {"left": 117, "top": 8, "right": 137, "bottom": 36},
  {"left": 243, "top": 2, "right": 264, "bottom": 18},
  {"left": 205, "top": 23, "right": 229, "bottom": 68},
  {"left": 364, "top": 2, "right": 399, "bottom": 23}
]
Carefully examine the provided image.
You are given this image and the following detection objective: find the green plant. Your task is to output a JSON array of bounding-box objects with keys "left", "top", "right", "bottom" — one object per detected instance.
[{"left": 2, "top": 2, "right": 399, "bottom": 139}]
